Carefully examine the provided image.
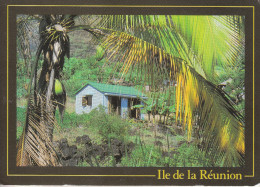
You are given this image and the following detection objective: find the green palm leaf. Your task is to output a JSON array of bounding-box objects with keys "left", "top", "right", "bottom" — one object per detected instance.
[
  {"left": 169, "top": 15, "right": 244, "bottom": 80},
  {"left": 98, "top": 27, "right": 244, "bottom": 166},
  {"left": 99, "top": 15, "right": 244, "bottom": 82}
]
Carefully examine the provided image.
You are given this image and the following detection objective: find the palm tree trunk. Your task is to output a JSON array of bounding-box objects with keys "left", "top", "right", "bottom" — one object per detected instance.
[
  {"left": 45, "top": 68, "right": 55, "bottom": 141},
  {"left": 36, "top": 15, "right": 72, "bottom": 142},
  {"left": 17, "top": 15, "right": 73, "bottom": 166}
]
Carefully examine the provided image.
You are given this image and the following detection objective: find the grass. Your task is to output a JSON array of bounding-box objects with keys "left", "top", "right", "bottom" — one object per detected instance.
[
  {"left": 53, "top": 110, "right": 103, "bottom": 145},
  {"left": 16, "top": 107, "right": 26, "bottom": 140}
]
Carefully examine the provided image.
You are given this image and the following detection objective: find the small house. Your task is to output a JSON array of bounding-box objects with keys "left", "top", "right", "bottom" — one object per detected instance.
[{"left": 75, "top": 82, "right": 146, "bottom": 119}]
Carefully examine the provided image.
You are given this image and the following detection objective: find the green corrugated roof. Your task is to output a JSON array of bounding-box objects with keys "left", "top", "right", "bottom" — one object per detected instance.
[{"left": 75, "top": 81, "right": 146, "bottom": 97}]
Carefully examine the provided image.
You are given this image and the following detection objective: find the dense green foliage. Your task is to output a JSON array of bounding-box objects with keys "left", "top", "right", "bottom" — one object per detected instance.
[
  {"left": 139, "top": 90, "right": 176, "bottom": 123},
  {"left": 62, "top": 57, "right": 108, "bottom": 96},
  {"left": 215, "top": 56, "right": 245, "bottom": 116},
  {"left": 61, "top": 56, "right": 143, "bottom": 96},
  {"left": 87, "top": 106, "right": 130, "bottom": 142}
]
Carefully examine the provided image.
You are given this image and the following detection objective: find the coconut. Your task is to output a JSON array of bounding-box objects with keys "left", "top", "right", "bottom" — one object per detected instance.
[
  {"left": 96, "top": 46, "right": 105, "bottom": 60},
  {"left": 55, "top": 79, "right": 63, "bottom": 95}
]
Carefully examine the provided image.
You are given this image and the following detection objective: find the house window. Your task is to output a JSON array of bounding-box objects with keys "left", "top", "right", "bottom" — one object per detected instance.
[{"left": 82, "top": 95, "right": 92, "bottom": 107}]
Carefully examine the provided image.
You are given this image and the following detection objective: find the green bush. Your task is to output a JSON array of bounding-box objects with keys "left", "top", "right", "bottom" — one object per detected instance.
[
  {"left": 62, "top": 57, "right": 122, "bottom": 96},
  {"left": 87, "top": 105, "right": 130, "bottom": 142}
]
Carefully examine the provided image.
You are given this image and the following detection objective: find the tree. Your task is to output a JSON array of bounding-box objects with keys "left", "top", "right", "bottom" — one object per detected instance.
[{"left": 16, "top": 15, "right": 245, "bottom": 167}]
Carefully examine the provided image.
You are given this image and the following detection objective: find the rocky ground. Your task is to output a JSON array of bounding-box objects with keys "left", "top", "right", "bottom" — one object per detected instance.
[
  {"left": 54, "top": 135, "right": 135, "bottom": 166},
  {"left": 53, "top": 123, "right": 190, "bottom": 167}
]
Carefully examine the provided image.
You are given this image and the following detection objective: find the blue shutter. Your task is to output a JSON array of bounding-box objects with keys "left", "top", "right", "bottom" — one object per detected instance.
[{"left": 121, "top": 98, "right": 128, "bottom": 119}]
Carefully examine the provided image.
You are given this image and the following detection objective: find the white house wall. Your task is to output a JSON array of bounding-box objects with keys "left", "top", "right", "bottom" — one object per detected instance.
[
  {"left": 75, "top": 85, "right": 106, "bottom": 114},
  {"left": 103, "top": 95, "right": 108, "bottom": 113},
  {"left": 75, "top": 85, "right": 145, "bottom": 119}
]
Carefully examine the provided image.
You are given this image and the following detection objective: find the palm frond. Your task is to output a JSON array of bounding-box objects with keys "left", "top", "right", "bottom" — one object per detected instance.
[
  {"left": 99, "top": 15, "right": 244, "bottom": 82},
  {"left": 17, "top": 15, "right": 40, "bottom": 76},
  {"left": 169, "top": 15, "right": 244, "bottom": 81},
  {"left": 99, "top": 30, "right": 244, "bottom": 166},
  {"left": 17, "top": 94, "right": 60, "bottom": 166}
]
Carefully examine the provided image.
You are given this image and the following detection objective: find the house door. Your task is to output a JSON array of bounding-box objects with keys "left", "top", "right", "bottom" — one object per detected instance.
[
  {"left": 128, "top": 98, "right": 141, "bottom": 119},
  {"left": 108, "top": 96, "right": 121, "bottom": 115}
]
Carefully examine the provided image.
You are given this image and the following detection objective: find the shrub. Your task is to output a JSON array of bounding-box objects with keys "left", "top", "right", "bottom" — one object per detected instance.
[{"left": 87, "top": 105, "right": 130, "bottom": 142}]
